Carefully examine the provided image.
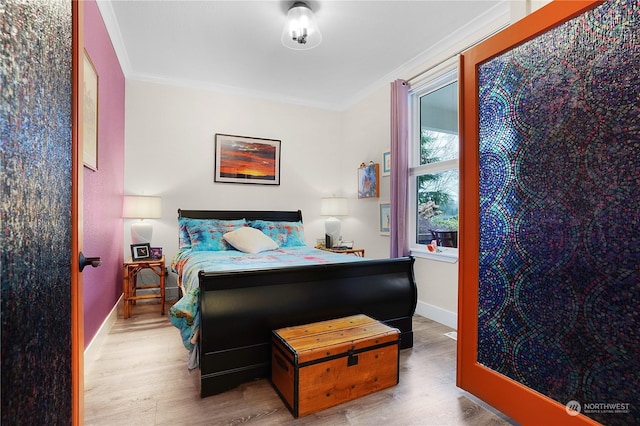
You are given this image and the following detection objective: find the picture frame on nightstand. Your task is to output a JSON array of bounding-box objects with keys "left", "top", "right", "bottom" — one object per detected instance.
[
  {"left": 131, "top": 243, "right": 151, "bottom": 260},
  {"left": 151, "top": 247, "right": 163, "bottom": 259},
  {"left": 325, "top": 234, "right": 333, "bottom": 249}
]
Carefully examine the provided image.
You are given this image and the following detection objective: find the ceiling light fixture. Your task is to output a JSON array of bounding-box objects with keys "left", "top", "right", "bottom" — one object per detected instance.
[{"left": 281, "top": 2, "right": 322, "bottom": 50}]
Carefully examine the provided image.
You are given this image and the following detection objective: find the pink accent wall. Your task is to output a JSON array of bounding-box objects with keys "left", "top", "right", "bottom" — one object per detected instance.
[{"left": 83, "top": 0, "right": 125, "bottom": 348}]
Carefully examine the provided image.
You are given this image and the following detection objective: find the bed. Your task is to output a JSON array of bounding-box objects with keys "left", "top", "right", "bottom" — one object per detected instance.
[{"left": 168, "top": 209, "right": 417, "bottom": 397}]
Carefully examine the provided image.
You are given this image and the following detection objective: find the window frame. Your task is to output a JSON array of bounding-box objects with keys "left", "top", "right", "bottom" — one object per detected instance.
[{"left": 408, "top": 59, "right": 459, "bottom": 263}]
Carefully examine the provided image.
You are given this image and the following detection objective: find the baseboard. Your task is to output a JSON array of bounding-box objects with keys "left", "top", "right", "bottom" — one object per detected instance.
[
  {"left": 415, "top": 300, "right": 457, "bottom": 330},
  {"left": 166, "top": 285, "right": 180, "bottom": 299},
  {"left": 84, "top": 295, "right": 122, "bottom": 373}
]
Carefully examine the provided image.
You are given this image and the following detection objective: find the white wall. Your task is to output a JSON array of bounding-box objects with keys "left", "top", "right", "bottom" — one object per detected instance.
[
  {"left": 341, "top": 85, "right": 459, "bottom": 327},
  {"left": 124, "top": 80, "right": 390, "bottom": 294},
  {"left": 341, "top": 86, "right": 393, "bottom": 260},
  {"left": 413, "top": 258, "right": 458, "bottom": 328},
  {"left": 124, "top": 76, "right": 458, "bottom": 325},
  {"left": 123, "top": 0, "right": 527, "bottom": 325},
  {"left": 342, "top": 84, "right": 459, "bottom": 328}
]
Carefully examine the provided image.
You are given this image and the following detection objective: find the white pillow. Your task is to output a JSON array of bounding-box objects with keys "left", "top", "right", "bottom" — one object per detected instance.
[{"left": 223, "top": 227, "right": 278, "bottom": 254}]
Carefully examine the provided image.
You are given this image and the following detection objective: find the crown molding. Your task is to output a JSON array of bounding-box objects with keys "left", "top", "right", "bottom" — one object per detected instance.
[{"left": 95, "top": 0, "right": 510, "bottom": 112}]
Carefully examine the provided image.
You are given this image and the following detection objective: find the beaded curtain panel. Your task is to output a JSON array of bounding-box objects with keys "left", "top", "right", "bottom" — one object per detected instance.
[{"left": 477, "top": 0, "right": 638, "bottom": 424}]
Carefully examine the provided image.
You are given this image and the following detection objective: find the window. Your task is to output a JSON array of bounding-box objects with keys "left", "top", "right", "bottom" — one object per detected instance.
[{"left": 409, "top": 65, "right": 459, "bottom": 260}]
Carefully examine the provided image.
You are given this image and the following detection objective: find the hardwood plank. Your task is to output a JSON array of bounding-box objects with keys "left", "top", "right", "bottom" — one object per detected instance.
[{"left": 84, "top": 301, "right": 516, "bottom": 425}]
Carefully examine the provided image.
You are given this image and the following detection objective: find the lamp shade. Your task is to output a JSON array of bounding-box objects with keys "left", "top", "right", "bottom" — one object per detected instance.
[
  {"left": 123, "top": 196, "right": 161, "bottom": 245},
  {"left": 123, "top": 196, "right": 162, "bottom": 219},
  {"left": 320, "top": 197, "right": 348, "bottom": 216}
]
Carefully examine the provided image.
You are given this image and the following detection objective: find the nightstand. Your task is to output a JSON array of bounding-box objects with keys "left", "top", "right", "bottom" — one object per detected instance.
[
  {"left": 317, "top": 247, "right": 365, "bottom": 257},
  {"left": 123, "top": 256, "right": 165, "bottom": 318}
]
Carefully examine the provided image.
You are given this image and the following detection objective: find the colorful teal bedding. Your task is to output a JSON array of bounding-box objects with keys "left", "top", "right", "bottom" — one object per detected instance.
[{"left": 168, "top": 247, "right": 364, "bottom": 353}]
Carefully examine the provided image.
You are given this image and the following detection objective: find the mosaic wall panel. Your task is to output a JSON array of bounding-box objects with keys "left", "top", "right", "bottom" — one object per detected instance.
[
  {"left": 477, "top": 0, "right": 639, "bottom": 424},
  {"left": 1, "top": 0, "right": 73, "bottom": 423}
]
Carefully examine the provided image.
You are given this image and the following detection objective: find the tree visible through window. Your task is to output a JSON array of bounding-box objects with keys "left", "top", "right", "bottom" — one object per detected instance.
[{"left": 410, "top": 74, "right": 459, "bottom": 250}]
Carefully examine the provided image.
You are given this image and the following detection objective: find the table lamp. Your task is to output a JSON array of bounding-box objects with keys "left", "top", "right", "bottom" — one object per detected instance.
[
  {"left": 123, "top": 195, "right": 162, "bottom": 244},
  {"left": 320, "top": 197, "right": 348, "bottom": 245}
]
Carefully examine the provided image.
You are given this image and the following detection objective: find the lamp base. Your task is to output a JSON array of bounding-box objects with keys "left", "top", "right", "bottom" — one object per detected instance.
[
  {"left": 324, "top": 217, "right": 341, "bottom": 247},
  {"left": 131, "top": 221, "right": 153, "bottom": 245}
]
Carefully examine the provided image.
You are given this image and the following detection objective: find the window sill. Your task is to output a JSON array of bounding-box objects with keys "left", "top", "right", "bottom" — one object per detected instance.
[{"left": 410, "top": 247, "right": 458, "bottom": 263}]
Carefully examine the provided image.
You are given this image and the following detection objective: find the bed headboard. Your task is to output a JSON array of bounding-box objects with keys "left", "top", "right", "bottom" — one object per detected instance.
[{"left": 177, "top": 209, "right": 303, "bottom": 223}]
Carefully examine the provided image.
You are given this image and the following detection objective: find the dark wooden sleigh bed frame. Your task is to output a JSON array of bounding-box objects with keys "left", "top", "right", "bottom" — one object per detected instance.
[{"left": 178, "top": 209, "right": 417, "bottom": 397}]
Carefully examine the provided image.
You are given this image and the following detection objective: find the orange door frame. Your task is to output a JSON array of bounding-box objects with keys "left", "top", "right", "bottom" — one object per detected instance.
[{"left": 72, "top": 0, "right": 85, "bottom": 423}]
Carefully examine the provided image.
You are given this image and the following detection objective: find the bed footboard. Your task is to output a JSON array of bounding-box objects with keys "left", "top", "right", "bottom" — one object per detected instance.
[{"left": 198, "top": 257, "right": 417, "bottom": 397}]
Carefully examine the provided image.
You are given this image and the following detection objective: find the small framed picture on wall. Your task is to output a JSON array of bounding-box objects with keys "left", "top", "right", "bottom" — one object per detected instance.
[
  {"left": 379, "top": 202, "right": 390, "bottom": 235},
  {"left": 83, "top": 50, "right": 99, "bottom": 171},
  {"left": 383, "top": 151, "right": 391, "bottom": 176}
]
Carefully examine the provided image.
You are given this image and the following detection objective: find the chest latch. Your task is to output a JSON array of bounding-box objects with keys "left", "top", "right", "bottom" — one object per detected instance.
[{"left": 347, "top": 349, "right": 359, "bottom": 367}]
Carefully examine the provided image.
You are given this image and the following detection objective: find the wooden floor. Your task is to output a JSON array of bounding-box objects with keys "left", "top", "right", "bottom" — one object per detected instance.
[{"left": 84, "top": 301, "right": 517, "bottom": 425}]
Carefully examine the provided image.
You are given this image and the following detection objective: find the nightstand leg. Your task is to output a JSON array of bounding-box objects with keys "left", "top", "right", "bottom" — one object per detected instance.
[
  {"left": 132, "top": 269, "right": 137, "bottom": 306},
  {"left": 160, "top": 267, "right": 165, "bottom": 315},
  {"left": 123, "top": 266, "right": 130, "bottom": 319}
]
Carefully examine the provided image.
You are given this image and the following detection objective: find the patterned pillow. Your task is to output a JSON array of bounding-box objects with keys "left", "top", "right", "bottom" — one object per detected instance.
[
  {"left": 248, "top": 220, "right": 306, "bottom": 247},
  {"left": 186, "top": 219, "right": 247, "bottom": 251},
  {"left": 178, "top": 217, "right": 193, "bottom": 249}
]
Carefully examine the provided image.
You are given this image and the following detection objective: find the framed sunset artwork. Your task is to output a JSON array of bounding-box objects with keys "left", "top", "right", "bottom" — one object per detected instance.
[{"left": 214, "top": 134, "right": 281, "bottom": 185}]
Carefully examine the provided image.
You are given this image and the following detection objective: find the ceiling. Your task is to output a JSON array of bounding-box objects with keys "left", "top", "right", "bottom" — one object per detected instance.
[{"left": 99, "top": 0, "right": 508, "bottom": 110}]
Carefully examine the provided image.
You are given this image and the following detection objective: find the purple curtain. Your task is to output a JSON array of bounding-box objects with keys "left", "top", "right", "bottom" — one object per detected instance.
[{"left": 390, "top": 80, "right": 409, "bottom": 257}]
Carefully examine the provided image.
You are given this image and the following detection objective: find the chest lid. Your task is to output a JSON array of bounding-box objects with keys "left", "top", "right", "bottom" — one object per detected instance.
[{"left": 273, "top": 314, "right": 399, "bottom": 364}]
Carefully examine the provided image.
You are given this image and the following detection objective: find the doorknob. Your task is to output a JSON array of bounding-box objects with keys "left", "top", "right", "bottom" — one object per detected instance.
[{"left": 79, "top": 252, "right": 102, "bottom": 272}]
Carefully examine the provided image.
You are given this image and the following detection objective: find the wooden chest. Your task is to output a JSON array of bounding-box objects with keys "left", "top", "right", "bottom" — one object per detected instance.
[{"left": 271, "top": 314, "right": 400, "bottom": 418}]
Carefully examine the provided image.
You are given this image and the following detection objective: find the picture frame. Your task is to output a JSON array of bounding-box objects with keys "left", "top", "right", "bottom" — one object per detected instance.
[
  {"left": 357, "top": 163, "right": 380, "bottom": 199},
  {"left": 214, "top": 133, "right": 281, "bottom": 185},
  {"left": 130, "top": 243, "right": 151, "bottom": 261},
  {"left": 150, "top": 247, "right": 163, "bottom": 259},
  {"left": 325, "top": 234, "right": 333, "bottom": 249},
  {"left": 383, "top": 151, "right": 391, "bottom": 176},
  {"left": 83, "top": 50, "right": 98, "bottom": 171},
  {"left": 379, "top": 202, "right": 390, "bottom": 235}
]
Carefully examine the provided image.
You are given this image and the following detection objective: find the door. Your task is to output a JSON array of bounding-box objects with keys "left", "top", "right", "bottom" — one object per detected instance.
[
  {"left": 0, "top": 0, "right": 83, "bottom": 423},
  {"left": 458, "top": 1, "right": 637, "bottom": 425}
]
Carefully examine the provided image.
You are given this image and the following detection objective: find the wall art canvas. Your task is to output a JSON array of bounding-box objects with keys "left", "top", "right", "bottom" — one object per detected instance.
[
  {"left": 358, "top": 163, "right": 379, "bottom": 198},
  {"left": 214, "top": 134, "right": 281, "bottom": 185},
  {"left": 83, "top": 50, "right": 98, "bottom": 170}
]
